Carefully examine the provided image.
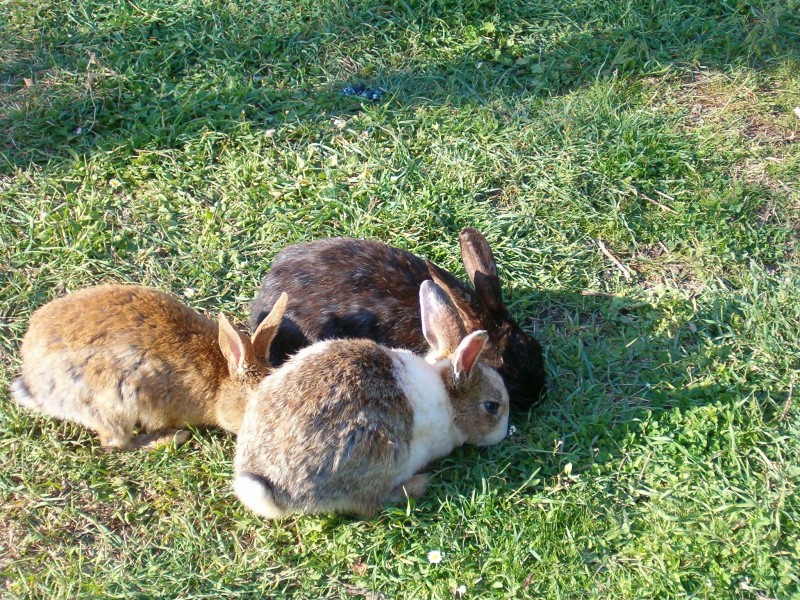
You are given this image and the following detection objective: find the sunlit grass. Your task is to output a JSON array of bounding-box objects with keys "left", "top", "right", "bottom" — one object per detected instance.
[{"left": 1, "top": 0, "right": 799, "bottom": 597}]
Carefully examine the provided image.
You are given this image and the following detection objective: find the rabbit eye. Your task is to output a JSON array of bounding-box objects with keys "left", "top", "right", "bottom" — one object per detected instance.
[{"left": 483, "top": 401, "right": 500, "bottom": 415}]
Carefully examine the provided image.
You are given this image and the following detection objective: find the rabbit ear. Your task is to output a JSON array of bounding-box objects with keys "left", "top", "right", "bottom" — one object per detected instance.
[
  {"left": 453, "top": 330, "right": 489, "bottom": 381},
  {"left": 420, "top": 280, "right": 466, "bottom": 358},
  {"left": 424, "top": 259, "right": 484, "bottom": 332},
  {"left": 251, "top": 292, "right": 288, "bottom": 363},
  {"left": 459, "top": 228, "right": 504, "bottom": 314},
  {"left": 218, "top": 313, "right": 252, "bottom": 375}
]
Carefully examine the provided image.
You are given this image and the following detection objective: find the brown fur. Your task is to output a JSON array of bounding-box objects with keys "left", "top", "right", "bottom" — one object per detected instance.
[
  {"left": 235, "top": 339, "right": 414, "bottom": 516},
  {"left": 11, "top": 285, "right": 286, "bottom": 450},
  {"left": 442, "top": 363, "right": 509, "bottom": 445}
]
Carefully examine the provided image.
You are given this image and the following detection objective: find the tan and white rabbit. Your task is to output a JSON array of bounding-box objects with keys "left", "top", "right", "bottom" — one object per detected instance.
[
  {"left": 10, "top": 285, "right": 288, "bottom": 450},
  {"left": 233, "top": 279, "right": 509, "bottom": 519}
]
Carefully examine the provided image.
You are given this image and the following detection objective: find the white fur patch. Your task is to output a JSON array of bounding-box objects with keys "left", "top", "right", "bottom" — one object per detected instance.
[
  {"left": 233, "top": 472, "right": 286, "bottom": 519},
  {"left": 390, "top": 351, "right": 464, "bottom": 486},
  {"left": 10, "top": 379, "right": 33, "bottom": 409}
]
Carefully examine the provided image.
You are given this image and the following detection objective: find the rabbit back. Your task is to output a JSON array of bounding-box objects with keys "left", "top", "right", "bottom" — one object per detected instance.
[
  {"left": 235, "top": 338, "right": 417, "bottom": 517},
  {"left": 13, "top": 285, "right": 229, "bottom": 448},
  {"left": 249, "top": 238, "right": 432, "bottom": 363}
]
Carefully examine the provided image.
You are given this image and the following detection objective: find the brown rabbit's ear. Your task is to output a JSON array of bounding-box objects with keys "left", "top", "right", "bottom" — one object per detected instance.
[
  {"left": 453, "top": 330, "right": 489, "bottom": 381},
  {"left": 419, "top": 280, "right": 466, "bottom": 358},
  {"left": 459, "top": 228, "right": 504, "bottom": 314},
  {"left": 218, "top": 313, "right": 253, "bottom": 375},
  {"left": 424, "top": 259, "right": 484, "bottom": 332},
  {"left": 251, "top": 292, "right": 288, "bottom": 363}
]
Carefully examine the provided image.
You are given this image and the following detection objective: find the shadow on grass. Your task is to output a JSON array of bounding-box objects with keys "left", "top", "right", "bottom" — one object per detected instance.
[
  {"left": 1, "top": 0, "right": 798, "bottom": 172},
  {"left": 431, "top": 283, "right": 782, "bottom": 501}
]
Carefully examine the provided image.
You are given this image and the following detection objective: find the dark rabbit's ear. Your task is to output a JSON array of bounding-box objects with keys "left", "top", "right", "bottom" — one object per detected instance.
[
  {"left": 419, "top": 280, "right": 466, "bottom": 358},
  {"left": 459, "top": 228, "right": 504, "bottom": 313},
  {"left": 424, "top": 259, "right": 484, "bottom": 332},
  {"left": 251, "top": 292, "right": 288, "bottom": 364}
]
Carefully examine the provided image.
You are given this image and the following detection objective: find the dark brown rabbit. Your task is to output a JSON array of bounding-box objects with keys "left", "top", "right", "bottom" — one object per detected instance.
[
  {"left": 11, "top": 285, "right": 287, "bottom": 450},
  {"left": 250, "top": 228, "right": 545, "bottom": 409}
]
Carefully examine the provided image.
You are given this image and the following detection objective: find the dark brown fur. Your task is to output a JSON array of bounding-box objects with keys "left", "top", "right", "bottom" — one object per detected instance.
[{"left": 249, "top": 229, "right": 545, "bottom": 408}]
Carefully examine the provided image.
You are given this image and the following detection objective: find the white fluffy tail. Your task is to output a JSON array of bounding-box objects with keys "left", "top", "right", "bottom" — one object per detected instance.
[
  {"left": 233, "top": 472, "right": 286, "bottom": 519},
  {"left": 10, "top": 378, "right": 38, "bottom": 410}
]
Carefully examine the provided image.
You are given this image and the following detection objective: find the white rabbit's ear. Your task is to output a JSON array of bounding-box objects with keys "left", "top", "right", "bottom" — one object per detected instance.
[
  {"left": 218, "top": 313, "right": 252, "bottom": 375},
  {"left": 452, "top": 330, "right": 488, "bottom": 381},
  {"left": 420, "top": 280, "right": 465, "bottom": 358},
  {"left": 251, "top": 292, "right": 287, "bottom": 364}
]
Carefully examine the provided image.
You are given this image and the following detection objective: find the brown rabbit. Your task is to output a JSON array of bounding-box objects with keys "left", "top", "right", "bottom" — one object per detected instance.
[
  {"left": 10, "top": 285, "right": 288, "bottom": 450},
  {"left": 249, "top": 228, "right": 545, "bottom": 409},
  {"left": 234, "top": 280, "right": 509, "bottom": 519}
]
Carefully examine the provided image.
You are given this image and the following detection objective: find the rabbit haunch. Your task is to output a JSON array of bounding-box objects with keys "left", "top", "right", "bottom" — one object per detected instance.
[
  {"left": 11, "top": 285, "right": 287, "bottom": 450},
  {"left": 234, "top": 280, "right": 509, "bottom": 519}
]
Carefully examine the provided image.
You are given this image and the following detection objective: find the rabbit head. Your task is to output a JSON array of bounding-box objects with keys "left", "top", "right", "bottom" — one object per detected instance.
[
  {"left": 426, "top": 227, "right": 545, "bottom": 406},
  {"left": 218, "top": 292, "right": 288, "bottom": 383},
  {"left": 420, "top": 280, "right": 509, "bottom": 447},
  {"left": 214, "top": 292, "right": 288, "bottom": 432}
]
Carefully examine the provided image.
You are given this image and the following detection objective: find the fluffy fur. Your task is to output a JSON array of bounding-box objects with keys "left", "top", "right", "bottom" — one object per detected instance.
[
  {"left": 11, "top": 285, "right": 287, "bottom": 450},
  {"left": 234, "top": 280, "right": 510, "bottom": 519},
  {"left": 249, "top": 228, "right": 545, "bottom": 409}
]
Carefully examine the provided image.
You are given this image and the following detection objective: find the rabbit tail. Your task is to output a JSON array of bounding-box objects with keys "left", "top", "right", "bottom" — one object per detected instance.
[
  {"left": 10, "top": 377, "right": 39, "bottom": 411},
  {"left": 234, "top": 472, "right": 287, "bottom": 519}
]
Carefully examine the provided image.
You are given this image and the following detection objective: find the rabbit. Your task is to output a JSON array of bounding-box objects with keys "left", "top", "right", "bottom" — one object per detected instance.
[
  {"left": 10, "top": 284, "right": 288, "bottom": 450},
  {"left": 233, "top": 279, "right": 510, "bottom": 519},
  {"left": 249, "top": 227, "right": 545, "bottom": 410}
]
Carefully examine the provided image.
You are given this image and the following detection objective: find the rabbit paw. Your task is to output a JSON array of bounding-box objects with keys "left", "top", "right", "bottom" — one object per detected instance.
[{"left": 131, "top": 429, "right": 192, "bottom": 450}]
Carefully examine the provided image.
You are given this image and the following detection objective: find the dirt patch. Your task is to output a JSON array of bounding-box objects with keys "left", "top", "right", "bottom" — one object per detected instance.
[
  {"left": 635, "top": 243, "right": 705, "bottom": 295},
  {"left": 652, "top": 71, "right": 799, "bottom": 193},
  {"left": 675, "top": 72, "right": 797, "bottom": 139},
  {"left": 0, "top": 517, "right": 22, "bottom": 567},
  {"left": 733, "top": 157, "right": 795, "bottom": 193},
  {"left": 741, "top": 114, "right": 797, "bottom": 146}
]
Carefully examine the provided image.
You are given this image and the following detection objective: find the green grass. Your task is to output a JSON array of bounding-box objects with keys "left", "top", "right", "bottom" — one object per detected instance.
[{"left": 1, "top": 0, "right": 799, "bottom": 597}]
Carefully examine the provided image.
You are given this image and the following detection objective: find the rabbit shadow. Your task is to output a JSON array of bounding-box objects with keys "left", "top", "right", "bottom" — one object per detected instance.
[{"left": 423, "top": 286, "right": 751, "bottom": 501}]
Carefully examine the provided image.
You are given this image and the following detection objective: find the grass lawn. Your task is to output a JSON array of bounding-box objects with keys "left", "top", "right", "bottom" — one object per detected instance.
[{"left": 1, "top": 0, "right": 799, "bottom": 597}]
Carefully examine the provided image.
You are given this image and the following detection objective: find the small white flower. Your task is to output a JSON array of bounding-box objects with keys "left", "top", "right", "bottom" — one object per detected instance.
[
  {"left": 183, "top": 288, "right": 195, "bottom": 299},
  {"left": 427, "top": 550, "right": 443, "bottom": 564},
  {"left": 332, "top": 117, "right": 347, "bottom": 129},
  {"left": 75, "top": 126, "right": 83, "bottom": 135},
  {"left": 109, "top": 178, "right": 122, "bottom": 189},
  {"left": 265, "top": 128, "right": 276, "bottom": 137},
  {"left": 508, "top": 425, "right": 518, "bottom": 436},
  {"left": 456, "top": 584, "right": 467, "bottom": 595}
]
